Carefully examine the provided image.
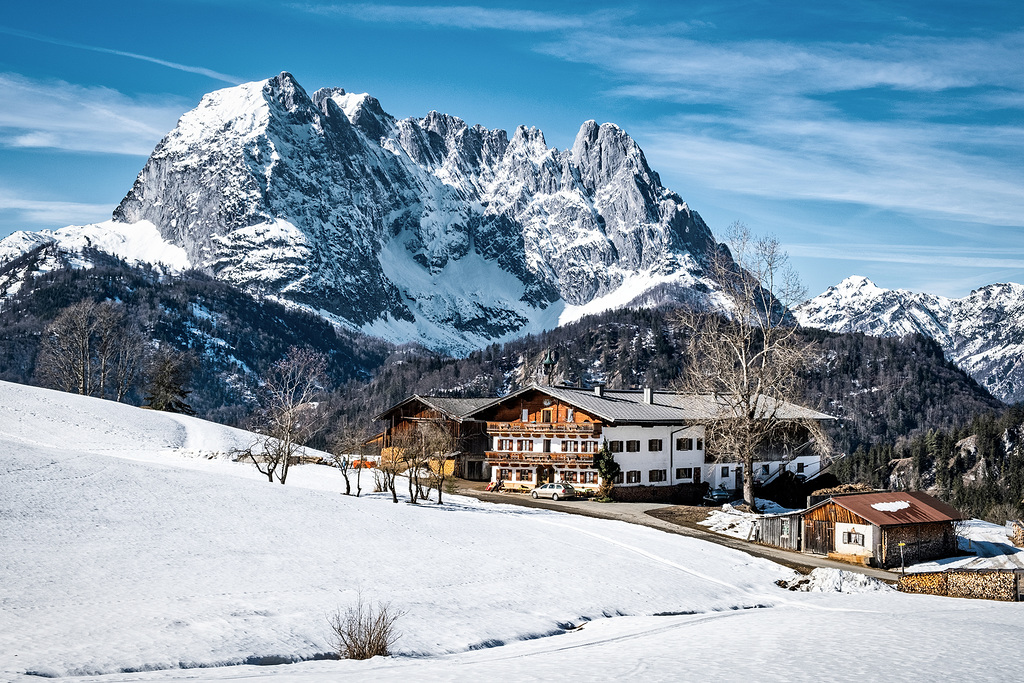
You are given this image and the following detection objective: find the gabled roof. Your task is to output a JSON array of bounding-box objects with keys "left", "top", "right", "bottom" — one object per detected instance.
[
  {"left": 807, "top": 491, "right": 964, "bottom": 526},
  {"left": 374, "top": 395, "right": 494, "bottom": 422},
  {"left": 465, "top": 384, "right": 835, "bottom": 424}
]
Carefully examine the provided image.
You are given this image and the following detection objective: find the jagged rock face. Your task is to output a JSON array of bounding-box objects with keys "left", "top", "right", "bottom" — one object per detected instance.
[
  {"left": 8, "top": 72, "right": 721, "bottom": 353},
  {"left": 795, "top": 276, "right": 1024, "bottom": 404}
]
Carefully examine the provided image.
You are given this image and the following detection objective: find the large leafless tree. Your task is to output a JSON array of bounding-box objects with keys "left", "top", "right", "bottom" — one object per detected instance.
[
  {"left": 421, "top": 419, "right": 458, "bottom": 505},
  {"left": 37, "top": 300, "right": 146, "bottom": 401},
  {"left": 245, "top": 347, "right": 329, "bottom": 484},
  {"left": 676, "top": 223, "right": 829, "bottom": 511}
]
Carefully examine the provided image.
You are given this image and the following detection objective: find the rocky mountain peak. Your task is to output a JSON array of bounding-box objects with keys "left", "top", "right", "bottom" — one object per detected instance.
[
  {"left": 10, "top": 73, "right": 733, "bottom": 355},
  {"left": 796, "top": 278, "right": 1024, "bottom": 404}
]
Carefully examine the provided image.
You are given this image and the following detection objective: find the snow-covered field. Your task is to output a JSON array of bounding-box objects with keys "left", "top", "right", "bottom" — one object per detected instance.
[{"left": 3, "top": 381, "right": 1024, "bottom": 682}]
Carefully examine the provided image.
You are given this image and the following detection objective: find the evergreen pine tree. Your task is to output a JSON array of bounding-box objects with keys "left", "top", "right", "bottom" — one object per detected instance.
[{"left": 144, "top": 349, "right": 196, "bottom": 415}]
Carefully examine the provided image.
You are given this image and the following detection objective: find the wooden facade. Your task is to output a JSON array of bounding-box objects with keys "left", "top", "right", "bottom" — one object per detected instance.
[
  {"left": 754, "top": 512, "right": 803, "bottom": 551},
  {"left": 801, "top": 494, "right": 961, "bottom": 569},
  {"left": 479, "top": 389, "right": 604, "bottom": 491},
  {"left": 375, "top": 397, "right": 491, "bottom": 480}
]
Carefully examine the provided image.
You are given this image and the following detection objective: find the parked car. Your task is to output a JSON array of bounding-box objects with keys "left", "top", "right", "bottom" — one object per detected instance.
[{"left": 531, "top": 483, "right": 577, "bottom": 501}]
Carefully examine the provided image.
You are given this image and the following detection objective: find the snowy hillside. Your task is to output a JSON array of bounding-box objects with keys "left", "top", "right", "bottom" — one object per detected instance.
[
  {"left": 795, "top": 276, "right": 1024, "bottom": 403},
  {"left": 4, "top": 381, "right": 1024, "bottom": 681},
  {"left": 0, "top": 72, "right": 728, "bottom": 355}
]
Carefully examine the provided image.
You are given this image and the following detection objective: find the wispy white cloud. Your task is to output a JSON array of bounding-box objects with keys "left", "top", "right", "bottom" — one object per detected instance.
[
  {"left": 0, "top": 26, "right": 243, "bottom": 85},
  {"left": 544, "top": 26, "right": 1024, "bottom": 227},
  {"left": 541, "top": 30, "right": 1024, "bottom": 97},
  {"left": 788, "top": 243, "right": 1024, "bottom": 270},
  {"left": 638, "top": 115, "right": 1024, "bottom": 227},
  {"left": 291, "top": 3, "right": 630, "bottom": 32},
  {"left": 0, "top": 73, "right": 187, "bottom": 155},
  {"left": 0, "top": 192, "right": 113, "bottom": 226}
]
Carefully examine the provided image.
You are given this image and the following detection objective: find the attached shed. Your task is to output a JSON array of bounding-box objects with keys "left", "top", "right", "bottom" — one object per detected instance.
[
  {"left": 754, "top": 512, "right": 803, "bottom": 551},
  {"left": 802, "top": 491, "right": 963, "bottom": 569}
]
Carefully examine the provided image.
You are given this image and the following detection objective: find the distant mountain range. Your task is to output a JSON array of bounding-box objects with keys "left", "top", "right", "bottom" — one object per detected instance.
[
  {"left": 795, "top": 276, "right": 1024, "bottom": 404},
  {"left": 0, "top": 72, "right": 727, "bottom": 354},
  {"left": 0, "top": 73, "right": 1020, "bottom": 407}
]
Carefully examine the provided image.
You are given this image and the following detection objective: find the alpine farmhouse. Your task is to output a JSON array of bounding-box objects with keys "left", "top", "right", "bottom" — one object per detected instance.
[{"left": 376, "top": 384, "right": 833, "bottom": 502}]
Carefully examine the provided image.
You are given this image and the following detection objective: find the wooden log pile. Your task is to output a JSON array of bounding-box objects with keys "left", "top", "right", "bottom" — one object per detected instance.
[
  {"left": 897, "top": 571, "right": 947, "bottom": 596},
  {"left": 1010, "top": 520, "right": 1024, "bottom": 548},
  {"left": 947, "top": 570, "right": 1017, "bottom": 601},
  {"left": 898, "top": 569, "right": 1021, "bottom": 602}
]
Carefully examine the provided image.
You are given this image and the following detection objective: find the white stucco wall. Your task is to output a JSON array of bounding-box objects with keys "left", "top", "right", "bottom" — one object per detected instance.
[
  {"left": 834, "top": 522, "right": 874, "bottom": 557},
  {"left": 604, "top": 425, "right": 706, "bottom": 487}
]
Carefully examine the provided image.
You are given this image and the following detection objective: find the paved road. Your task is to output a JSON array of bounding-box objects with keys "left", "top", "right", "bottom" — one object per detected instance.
[{"left": 463, "top": 489, "right": 901, "bottom": 582}]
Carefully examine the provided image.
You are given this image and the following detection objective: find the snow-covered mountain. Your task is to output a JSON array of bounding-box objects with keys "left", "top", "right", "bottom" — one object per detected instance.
[
  {"left": 795, "top": 276, "right": 1024, "bottom": 404},
  {"left": 0, "top": 72, "right": 727, "bottom": 353}
]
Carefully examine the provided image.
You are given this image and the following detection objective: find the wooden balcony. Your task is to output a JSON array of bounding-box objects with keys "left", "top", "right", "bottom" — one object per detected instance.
[
  {"left": 486, "top": 421, "right": 600, "bottom": 436},
  {"left": 485, "top": 451, "right": 595, "bottom": 466}
]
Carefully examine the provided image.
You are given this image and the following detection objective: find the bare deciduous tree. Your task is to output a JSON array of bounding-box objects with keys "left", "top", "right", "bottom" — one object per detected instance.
[
  {"left": 37, "top": 300, "right": 147, "bottom": 401},
  {"left": 422, "top": 419, "right": 458, "bottom": 505},
  {"left": 675, "top": 222, "right": 830, "bottom": 511},
  {"left": 330, "top": 421, "right": 377, "bottom": 497},
  {"left": 245, "top": 347, "right": 329, "bottom": 485}
]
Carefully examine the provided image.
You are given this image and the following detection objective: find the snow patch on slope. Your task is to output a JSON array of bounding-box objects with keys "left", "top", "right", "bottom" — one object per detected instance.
[{"left": 0, "top": 220, "right": 190, "bottom": 274}]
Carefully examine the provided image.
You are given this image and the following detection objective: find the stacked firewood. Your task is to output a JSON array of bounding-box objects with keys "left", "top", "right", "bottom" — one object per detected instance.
[
  {"left": 897, "top": 572, "right": 946, "bottom": 596},
  {"left": 898, "top": 570, "right": 1019, "bottom": 602},
  {"left": 947, "top": 571, "right": 1017, "bottom": 601},
  {"left": 1011, "top": 520, "right": 1024, "bottom": 548}
]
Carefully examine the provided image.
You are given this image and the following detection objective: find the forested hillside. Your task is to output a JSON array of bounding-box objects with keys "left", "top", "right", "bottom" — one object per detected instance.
[
  {"left": 831, "top": 406, "right": 1024, "bottom": 520},
  {"left": 0, "top": 259, "right": 390, "bottom": 423}
]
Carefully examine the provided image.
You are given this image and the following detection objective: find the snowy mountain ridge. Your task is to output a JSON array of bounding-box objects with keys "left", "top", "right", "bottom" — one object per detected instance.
[
  {"left": 0, "top": 71, "right": 727, "bottom": 354},
  {"left": 794, "top": 275, "right": 1024, "bottom": 403}
]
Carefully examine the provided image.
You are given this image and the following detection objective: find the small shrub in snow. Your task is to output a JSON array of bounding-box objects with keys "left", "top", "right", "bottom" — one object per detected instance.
[{"left": 329, "top": 595, "right": 403, "bottom": 660}]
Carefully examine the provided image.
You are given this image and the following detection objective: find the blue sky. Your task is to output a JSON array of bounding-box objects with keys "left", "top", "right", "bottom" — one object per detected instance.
[{"left": 1, "top": 1, "right": 1022, "bottom": 298}]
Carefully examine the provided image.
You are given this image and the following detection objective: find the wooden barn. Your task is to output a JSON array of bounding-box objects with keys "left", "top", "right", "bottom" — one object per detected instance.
[
  {"left": 754, "top": 511, "right": 803, "bottom": 551},
  {"left": 802, "top": 491, "right": 963, "bottom": 569},
  {"left": 373, "top": 395, "right": 494, "bottom": 481}
]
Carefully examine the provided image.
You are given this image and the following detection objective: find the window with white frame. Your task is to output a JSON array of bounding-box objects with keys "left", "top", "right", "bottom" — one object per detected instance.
[
  {"left": 648, "top": 469, "right": 667, "bottom": 482},
  {"left": 696, "top": 438, "right": 704, "bottom": 450},
  {"left": 626, "top": 470, "right": 641, "bottom": 484},
  {"left": 842, "top": 530, "right": 865, "bottom": 546},
  {"left": 566, "top": 408, "right": 574, "bottom": 422},
  {"left": 760, "top": 464, "right": 770, "bottom": 476},
  {"left": 675, "top": 467, "right": 693, "bottom": 480},
  {"left": 626, "top": 440, "right": 640, "bottom": 452},
  {"left": 521, "top": 408, "right": 529, "bottom": 422},
  {"left": 648, "top": 439, "right": 663, "bottom": 452},
  {"left": 609, "top": 441, "right": 623, "bottom": 452},
  {"left": 677, "top": 437, "right": 694, "bottom": 450},
  {"left": 721, "top": 466, "right": 729, "bottom": 477}
]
